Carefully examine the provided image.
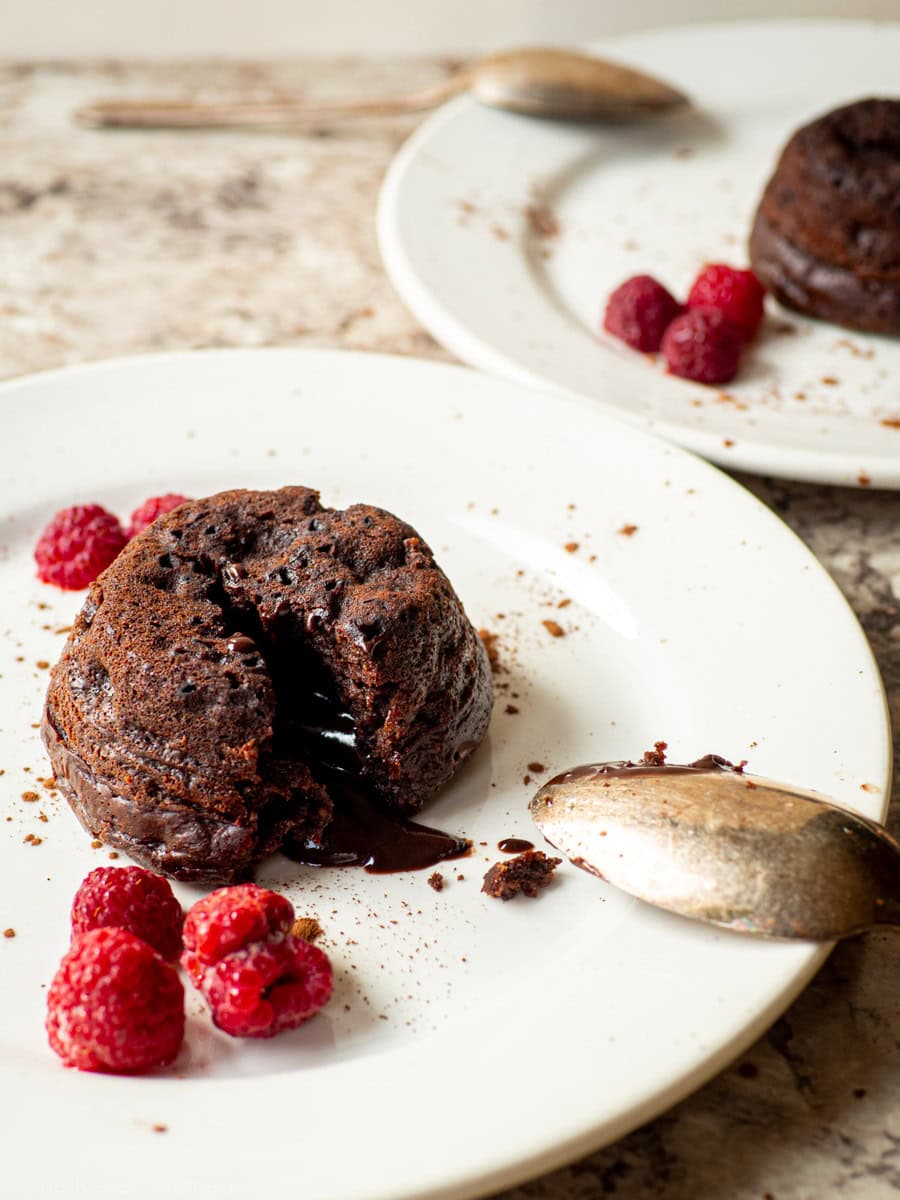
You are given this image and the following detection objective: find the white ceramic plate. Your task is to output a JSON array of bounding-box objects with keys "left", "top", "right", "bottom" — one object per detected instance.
[
  {"left": 378, "top": 20, "right": 900, "bottom": 488},
  {"left": 0, "top": 349, "right": 890, "bottom": 1200}
]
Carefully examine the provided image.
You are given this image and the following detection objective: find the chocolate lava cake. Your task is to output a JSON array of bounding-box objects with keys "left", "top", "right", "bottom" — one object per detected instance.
[
  {"left": 749, "top": 98, "right": 900, "bottom": 335},
  {"left": 43, "top": 487, "right": 493, "bottom": 882}
]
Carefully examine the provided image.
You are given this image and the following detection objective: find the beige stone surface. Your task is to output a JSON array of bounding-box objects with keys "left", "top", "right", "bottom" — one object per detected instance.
[{"left": 4, "top": 58, "right": 900, "bottom": 1200}]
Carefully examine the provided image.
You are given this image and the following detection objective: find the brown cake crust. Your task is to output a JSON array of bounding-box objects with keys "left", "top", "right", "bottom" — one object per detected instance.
[
  {"left": 749, "top": 98, "right": 900, "bottom": 335},
  {"left": 43, "top": 487, "right": 493, "bottom": 882}
]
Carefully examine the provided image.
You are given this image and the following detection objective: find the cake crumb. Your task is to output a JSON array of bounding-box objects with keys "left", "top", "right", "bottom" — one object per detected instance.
[
  {"left": 564, "top": 541, "right": 579, "bottom": 553},
  {"left": 21, "top": 791, "right": 39, "bottom": 802},
  {"left": 427, "top": 872, "right": 444, "bottom": 893},
  {"left": 290, "top": 917, "right": 324, "bottom": 943},
  {"left": 542, "top": 619, "right": 565, "bottom": 638},
  {"left": 91, "top": 839, "right": 103, "bottom": 849},
  {"left": 858, "top": 471, "right": 872, "bottom": 487},
  {"left": 3, "top": 928, "right": 15, "bottom": 938},
  {"left": 36, "top": 660, "right": 50, "bottom": 670},
  {"left": 557, "top": 598, "right": 571, "bottom": 609},
  {"left": 505, "top": 703, "right": 519, "bottom": 715},
  {"left": 525, "top": 202, "right": 560, "bottom": 239},
  {"left": 618, "top": 523, "right": 638, "bottom": 537},
  {"left": 642, "top": 741, "right": 668, "bottom": 766},
  {"left": 108, "top": 851, "right": 119, "bottom": 859},
  {"left": 152, "top": 1124, "right": 168, "bottom": 1134},
  {"left": 482, "top": 850, "right": 562, "bottom": 900},
  {"left": 528, "top": 761, "right": 545, "bottom": 773},
  {"left": 478, "top": 628, "right": 501, "bottom": 671}
]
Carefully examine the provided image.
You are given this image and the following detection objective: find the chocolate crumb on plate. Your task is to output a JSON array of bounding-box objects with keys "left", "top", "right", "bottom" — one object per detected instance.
[
  {"left": 478, "top": 628, "right": 500, "bottom": 671},
  {"left": 482, "top": 850, "right": 561, "bottom": 900},
  {"left": 427, "top": 871, "right": 445, "bottom": 892},
  {"left": 290, "top": 916, "right": 324, "bottom": 943},
  {"left": 525, "top": 201, "right": 560, "bottom": 240},
  {"left": 542, "top": 620, "right": 565, "bottom": 638},
  {"left": 642, "top": 741, "right": 668, "bottom": 766}
]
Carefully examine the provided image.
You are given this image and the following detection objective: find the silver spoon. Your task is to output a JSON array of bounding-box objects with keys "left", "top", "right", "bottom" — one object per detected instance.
[
  {"left": 74, "top": 48, "right": 687, "bottom": 130},
  {"left": 530, "top": 755, "right": 898, "bottom": 940}
]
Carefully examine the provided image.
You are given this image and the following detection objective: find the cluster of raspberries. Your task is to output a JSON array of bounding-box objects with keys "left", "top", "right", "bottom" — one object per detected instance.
[
  {"left": 602, "top": 263, "right": 766, "bottom": 384},
  {"left": 46, "top": 869, "right": 333, "bottom": 1074},
  {"left": 34, "top": 492, "right": 189, "bottom": 590}
]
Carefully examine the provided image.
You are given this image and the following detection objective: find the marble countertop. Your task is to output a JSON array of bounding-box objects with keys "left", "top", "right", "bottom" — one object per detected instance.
[{"left": 4, "top": 59, "right": 900, "bottom": 1200}]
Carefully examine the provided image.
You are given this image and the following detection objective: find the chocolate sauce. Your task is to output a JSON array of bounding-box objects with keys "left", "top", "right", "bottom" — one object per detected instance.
[
  {"left": 498, "top": 837, "right": 535, "bottom": 853},
  {"left": 280, "top": 692, "right": 471, "bottom": 873},
  {"left": 283, "top": 773, "right": 470, "bottom": 873},
  {"left": 548, "top": 754, "right": 740, "bottom": 788}
]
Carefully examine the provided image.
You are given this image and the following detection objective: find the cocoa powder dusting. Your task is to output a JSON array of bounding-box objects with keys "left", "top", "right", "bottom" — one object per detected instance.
[{"left": 525, "top": 203, "right": 560, "bottom": 239}]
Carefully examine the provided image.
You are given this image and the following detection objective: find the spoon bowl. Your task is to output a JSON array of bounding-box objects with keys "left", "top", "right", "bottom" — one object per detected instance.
[
  {"left": 531, "top": 756, "right": 899, "bottom": 940},
  {"left": 469, "top": 48, "right": 687, "bottom": 120}
]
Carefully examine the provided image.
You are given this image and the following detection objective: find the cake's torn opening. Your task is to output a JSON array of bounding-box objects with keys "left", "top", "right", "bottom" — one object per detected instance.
[{"left": 217, "top": 587, "right": 471, "bottom": 874}]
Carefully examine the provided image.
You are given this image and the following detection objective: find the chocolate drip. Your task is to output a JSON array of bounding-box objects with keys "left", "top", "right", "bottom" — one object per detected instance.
[
  {"left": 283, "top": 772, "right": 470, "bottom": 873},
  {"left": 498, "top": 837, "right": 535, "bottom": 853},
  {"left": 548, "top": 754, "right": 741, "bottom": 788}
]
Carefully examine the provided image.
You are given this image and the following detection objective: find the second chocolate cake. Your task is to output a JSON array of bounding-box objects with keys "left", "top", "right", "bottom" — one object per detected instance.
[
  {"left": 43, "top": 487, "right": 493, "bottom": 882},
  {"left": 749, "top": 97, "right": 900, "bottom": 335}
]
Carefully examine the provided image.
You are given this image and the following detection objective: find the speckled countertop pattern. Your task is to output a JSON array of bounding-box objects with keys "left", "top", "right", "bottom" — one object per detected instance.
[{"left": 4, "top": 59, "right": 900, "bottom": 1200}]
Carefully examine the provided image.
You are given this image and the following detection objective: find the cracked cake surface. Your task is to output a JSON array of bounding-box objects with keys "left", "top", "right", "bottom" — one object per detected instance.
[{"left": 43, "top": 486, "right": 493, "bottom": 882}]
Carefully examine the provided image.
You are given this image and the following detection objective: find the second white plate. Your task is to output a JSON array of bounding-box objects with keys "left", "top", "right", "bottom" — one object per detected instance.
[{"left": 379, "top": 19, "right": 900, "bottom": 487}]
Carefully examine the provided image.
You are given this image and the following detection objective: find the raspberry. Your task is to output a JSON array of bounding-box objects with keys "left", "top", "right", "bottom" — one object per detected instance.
[
  {"left": 662, "top": 307, "right": 744, "bottom": 385},
  {"left": 181, "top": 883, "right": 294, "bottom": 986},
  {"left": 602, "top": 275, "right": 683, "bottom": 352},
  {"left": 34, "top": 504, "right": 126, "bottom": 590},
  {"left": 127, "top": 493, "right": 189, "bottom": 539},
  {"left": 198, "top": 934, "right": 333, "bottom": 1038},
  {"left": 46, "top": 928, "right": 185, "bottom": 1073},
  {"left": 71, "top": 866, "right": 184, "bottom": 962},
  {"left": 687, "top": 264, "right": 765, "bottom": 341}
]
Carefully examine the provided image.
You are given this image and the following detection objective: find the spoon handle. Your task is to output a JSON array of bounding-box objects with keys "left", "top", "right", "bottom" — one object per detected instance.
[{"left": 75, "top": 73, "right": 469, "bottom": 129}]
